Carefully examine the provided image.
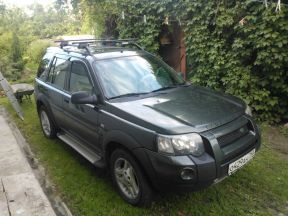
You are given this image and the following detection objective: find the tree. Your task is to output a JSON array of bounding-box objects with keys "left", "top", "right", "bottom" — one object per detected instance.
[
  {"left": 11, "top": 31, "right": 22, "bottom": 63},
  {"left": 10, "top": 31, "right": 23, "bottom": 80},
  {"left": 0, "top": 0, "right": 85, "bottom": 81}
]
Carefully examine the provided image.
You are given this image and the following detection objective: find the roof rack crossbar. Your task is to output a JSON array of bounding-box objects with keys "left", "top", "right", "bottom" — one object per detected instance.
[
  {"left": 88, "top": 41, "right": 143, "bottom": 50},
  {"left": 55, "top": 38, "right": 143, "bottom": 55},
  {"left": 60, "top": 44, "right": 92, "bottom": 55},
  {"left": 62, "top": 47, "right": 89, "bottom": 56},
  {"left": 55, "top": 38, "right": 137, "bottom": 43}
]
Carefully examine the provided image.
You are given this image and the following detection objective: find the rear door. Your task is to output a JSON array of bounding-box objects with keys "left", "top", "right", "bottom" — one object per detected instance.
[
  {"left": 35, "top": 52, "right": 54, "bottom": 101},
  {"left": 62, "top": 58, "right": 101, "bottom": 152},
  {"left": 44, "top": 55, "right": 70, "bottom": 128}
]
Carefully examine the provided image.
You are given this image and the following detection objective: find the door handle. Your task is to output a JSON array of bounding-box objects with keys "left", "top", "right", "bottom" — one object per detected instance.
[{"left": 64, "top": 98, "right": 70, "bottom": 103}]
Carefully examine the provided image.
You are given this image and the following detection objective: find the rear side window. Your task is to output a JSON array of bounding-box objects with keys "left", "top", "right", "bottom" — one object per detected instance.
[
  {"left": 47, "top": 57, "right": 70, "bottom": 90},
  {"left": 37, "top": 52, "right": 53, "bottom": 80},
  {"left": 69, "top": 62, "right": 93, "bottom": 93}
]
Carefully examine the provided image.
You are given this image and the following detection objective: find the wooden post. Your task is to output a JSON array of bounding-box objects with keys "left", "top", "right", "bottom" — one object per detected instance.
[{"left": 180, "top": 30, "right": 186, "bottom": 80}]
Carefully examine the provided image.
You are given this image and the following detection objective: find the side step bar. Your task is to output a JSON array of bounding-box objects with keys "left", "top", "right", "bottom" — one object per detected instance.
[{"left": 57, "top": 132, "right": 105, "bottom": 168}]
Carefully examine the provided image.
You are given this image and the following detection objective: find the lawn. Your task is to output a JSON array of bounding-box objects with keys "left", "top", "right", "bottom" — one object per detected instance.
[{"left": 0, "top": 97, "right": 287, "bottom": 216}]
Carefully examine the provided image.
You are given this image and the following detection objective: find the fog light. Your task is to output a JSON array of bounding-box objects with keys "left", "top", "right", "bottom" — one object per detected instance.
[{"left": 180, "top": 167, "right": 195, "bottom": 180}]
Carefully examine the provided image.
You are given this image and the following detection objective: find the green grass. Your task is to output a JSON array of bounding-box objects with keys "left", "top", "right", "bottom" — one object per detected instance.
[{"left": 0, "top": 97, "right": 288, "bottom": 216}]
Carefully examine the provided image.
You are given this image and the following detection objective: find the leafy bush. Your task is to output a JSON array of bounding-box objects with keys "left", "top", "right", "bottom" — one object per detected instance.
[
  {"left": 10, "top": 32, "right": 22, "bottom": 62},
  {"left": 183, "top": 1, "right": 288, "bottom": 122},
  {"left": 0, "top": 55, "right": 11, "bottom": 77},
  {"left": 0, "top": 1, "right": 82, "bottom": 82},
  {"left": 0, "top": 32, "right": 12, "bottom": 77},
  {"left": 25, "top": 39, "right": 52, "bottom": 69}
]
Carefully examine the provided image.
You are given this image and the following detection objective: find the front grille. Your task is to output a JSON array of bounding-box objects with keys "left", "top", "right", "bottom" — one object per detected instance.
[{"left": 217, "top": 124, "right": 249, "bottom": 147}]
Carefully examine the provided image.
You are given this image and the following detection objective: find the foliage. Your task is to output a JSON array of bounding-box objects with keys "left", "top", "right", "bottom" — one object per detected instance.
[
  {"left": 116, "top": 0, "right": 163, "bottom": 53},
  {"left": 26, "top": 3, "right": 82, "bottom": 39},
  {"left": 182, "top": 1, "right": 288, "bottom": 123},
  {"left": 10, "top": 31, "right": 24, "bottom": 81},
  {"left": 0, "top": 31, "right": 12, "bottom": 77},
  {"left": 83, "top": 0, "right": 288, "bottom": 122},
  {"left": 0, "top": 1, "right": 86, "bottom": 82},
  {"left": 25, "top": 39, "right": 52, "bottom": 70},
  {"left": 77, "top": 0, "right": 119, "bottom": 37}
]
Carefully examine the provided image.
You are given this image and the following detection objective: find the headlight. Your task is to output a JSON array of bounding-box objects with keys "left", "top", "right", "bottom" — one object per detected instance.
[
  {"left": 245, "top": 105, "right": 252, "bottom": 116},
  {"left": 157, "top": 133, "right": 205, "bottom": 156}
]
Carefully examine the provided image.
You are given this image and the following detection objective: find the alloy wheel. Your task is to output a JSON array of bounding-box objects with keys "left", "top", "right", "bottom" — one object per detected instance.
[
  {"left": 114, "top": 157, "right": 140, "bottom": 200},
  {"left": 40, "top": 110, "right": 51, "bottom": 137}
]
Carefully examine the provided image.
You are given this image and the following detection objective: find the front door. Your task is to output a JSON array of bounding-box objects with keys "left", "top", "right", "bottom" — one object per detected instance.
[{"left": 62, "top": 59, "right": 100, "bottom": 152}]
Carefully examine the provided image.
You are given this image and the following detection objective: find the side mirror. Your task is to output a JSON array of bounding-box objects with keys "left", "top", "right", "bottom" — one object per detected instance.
[{"left": 71, "top": 91, "right": 97, "bottom": 105}]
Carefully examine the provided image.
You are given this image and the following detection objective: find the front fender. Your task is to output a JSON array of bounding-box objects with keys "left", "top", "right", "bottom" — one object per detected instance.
[{"left": 102, "top": 130, "right": 141, "bottom": 152}]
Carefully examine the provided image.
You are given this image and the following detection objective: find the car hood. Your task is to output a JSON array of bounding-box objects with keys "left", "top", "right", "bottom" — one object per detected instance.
[{"left": 108, "top": 85, "right": 246, "bottom": 134}]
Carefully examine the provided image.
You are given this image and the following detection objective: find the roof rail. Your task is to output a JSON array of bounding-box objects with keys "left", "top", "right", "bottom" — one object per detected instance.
[
  {"left": 54, "top": 38, "right": 144, "bottom": 55},
  {"left": 55, "top": 38, "right": 137, "bottom": 43}
]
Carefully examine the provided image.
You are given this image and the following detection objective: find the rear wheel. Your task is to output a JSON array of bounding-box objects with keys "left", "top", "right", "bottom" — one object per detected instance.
[
  {"left": 110, "top": 149, "right": 154, "bottom": 206},
  {"left": 39, "top": 106, "right": 56, "bottom": 139}
]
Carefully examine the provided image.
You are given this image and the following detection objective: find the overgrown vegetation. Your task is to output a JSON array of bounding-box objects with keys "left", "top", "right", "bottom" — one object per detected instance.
[
  {"left": 0, "top": 0, "right": 86, "bottom": 81},
  {"left": 1, "top": 97, "right": 288, "bottom": 216},
  {"left": 81, "top": 0, "right": 288, "bottom": 123}
]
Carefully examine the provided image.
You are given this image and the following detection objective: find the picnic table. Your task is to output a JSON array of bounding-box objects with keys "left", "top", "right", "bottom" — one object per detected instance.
[{"left": 11, "top": 83, "right": 34, "bottom": 103}]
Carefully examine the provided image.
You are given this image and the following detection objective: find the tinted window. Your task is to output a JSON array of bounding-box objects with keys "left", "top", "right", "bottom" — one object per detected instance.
[
  {"left": 37, "top": 52, "right": 53, "bottom": 80},
  {"left": 69, "top": 62, "right": 93, "bottom": 93},
  {"left": 48, "top": 57, "right": 70, "bottom": 89},
  {"left": 93, "top": 55, "right": 184, "bottom": 98}
]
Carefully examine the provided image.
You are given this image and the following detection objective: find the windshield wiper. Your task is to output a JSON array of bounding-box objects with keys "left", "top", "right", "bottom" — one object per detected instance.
[
  {"left": 109, "top": 83, "right": 191, "bottom": 99},
  {"left": 109, "top": 92, "right": 148, "bottom": 99},
  {"left": 152, "top": 86, "right": 177, "bottom": 92},
  {"left": 151, "top": 82, "right": 191, "bottom": 93}
]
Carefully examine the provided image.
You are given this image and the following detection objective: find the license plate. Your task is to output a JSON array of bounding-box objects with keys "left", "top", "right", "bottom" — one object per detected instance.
[{"left": 228, "top": 149, "right": 255, "bottom": 175}]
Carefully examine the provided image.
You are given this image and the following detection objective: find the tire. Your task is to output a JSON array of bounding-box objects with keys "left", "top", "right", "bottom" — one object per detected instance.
[
  {"left": 110, "top": 149, "right": 154, "bottom": 206},
  {"left": 39, "top": 106, "right": 57, "bottom": 139}
]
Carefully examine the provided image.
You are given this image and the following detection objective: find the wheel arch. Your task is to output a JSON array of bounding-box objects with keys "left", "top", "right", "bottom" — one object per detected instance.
[
  {"left": 103, "top": 130, "right": 141, "bottom": 165},
  {"left": 103, "top": 131, "right": 157, "bottom": 190},
  {"left": 36, "top": 96, "right": 58, "bottom": 129}
]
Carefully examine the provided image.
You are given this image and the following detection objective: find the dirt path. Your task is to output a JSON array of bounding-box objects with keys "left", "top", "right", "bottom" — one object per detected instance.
[
  {"left": 0, "top": 114, "right": 56, "bottom": 216},
  {"left": 0, "top": 107, "right": 72, "bottom": 216}
]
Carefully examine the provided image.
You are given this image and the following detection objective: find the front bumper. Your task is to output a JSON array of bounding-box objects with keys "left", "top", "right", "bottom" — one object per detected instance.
[
  {"left": 133, "top": 116, "right": 261, "bottom": 192},
  {"left": 144, "top": 150, "right": 217, "bottom": 191}
]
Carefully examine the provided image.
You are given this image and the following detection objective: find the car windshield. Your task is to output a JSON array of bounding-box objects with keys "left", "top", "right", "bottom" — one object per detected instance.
[{"left": 94, "top": 54, "right": 185, "bottom": 99}]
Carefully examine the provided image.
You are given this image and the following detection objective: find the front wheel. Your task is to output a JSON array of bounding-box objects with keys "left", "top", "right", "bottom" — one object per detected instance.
[{"left": 110, "top": 149, "right": 154, "bottom": 206}]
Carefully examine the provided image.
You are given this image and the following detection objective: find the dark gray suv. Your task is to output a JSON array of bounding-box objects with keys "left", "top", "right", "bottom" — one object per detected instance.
[{"left": 35, "top": 39, "right": 261, "bottom": 206}]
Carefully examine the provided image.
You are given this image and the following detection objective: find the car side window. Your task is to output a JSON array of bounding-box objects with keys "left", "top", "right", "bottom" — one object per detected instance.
[
  {"left": 47, "top": 57, "right": 70, "bottom": 90},
  {"left": 37, "top": 52, "right": 53, "bottom": 80},
  {"left": 47, "top": 57, "right": 57, "bottom": 83},
  {"left": 69, "top": 62, "right": 93, "bottom": 93}
]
